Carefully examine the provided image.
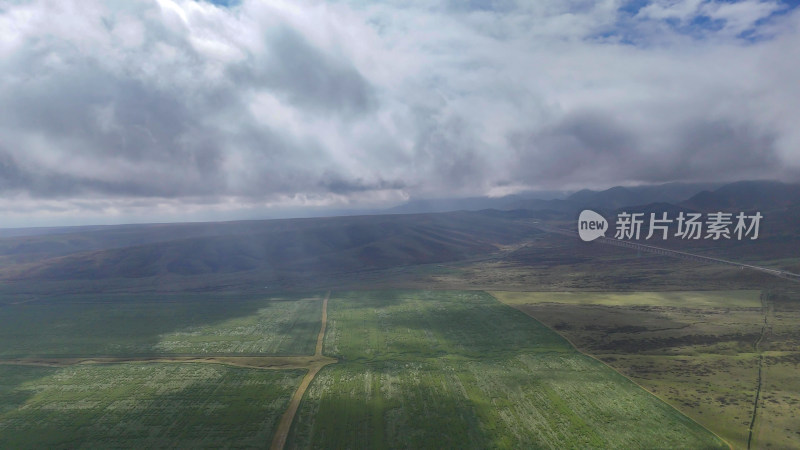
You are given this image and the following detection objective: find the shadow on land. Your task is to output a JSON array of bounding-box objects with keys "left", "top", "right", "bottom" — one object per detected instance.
[
  {"left": 0, "top": 364, "right": 306, "bottom": 448},
  {"left": 0, "top": 292, "right": 324, "bottom": 359}
]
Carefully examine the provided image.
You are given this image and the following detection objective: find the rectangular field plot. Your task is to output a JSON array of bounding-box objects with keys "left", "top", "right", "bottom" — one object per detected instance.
[
  {"left": 287, "top": 290, "right": 726, "bottom": 449},
  {"left": 0, "top": 293, "right": 322, "bottom": 357},
  {"left": 0, "top": 363, "right": 304, "bottom": 448},
  {"left": 322, "top": 290, "right": 570, "bottom": 362}
]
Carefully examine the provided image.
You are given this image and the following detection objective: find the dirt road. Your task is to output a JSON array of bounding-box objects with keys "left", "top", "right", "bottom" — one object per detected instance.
[{"left": 270, "top": 290, "right": 333, "bottom": 450}]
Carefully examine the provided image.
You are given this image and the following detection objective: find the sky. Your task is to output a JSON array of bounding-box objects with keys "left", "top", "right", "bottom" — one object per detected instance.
[{"left": 1, "top": 0, "right": 799, "bottom": 226}]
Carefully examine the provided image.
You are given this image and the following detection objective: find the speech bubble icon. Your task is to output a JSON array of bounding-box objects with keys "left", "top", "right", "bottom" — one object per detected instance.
[{"left": 578, "top": 210, "right": 608, "bottom": 242}]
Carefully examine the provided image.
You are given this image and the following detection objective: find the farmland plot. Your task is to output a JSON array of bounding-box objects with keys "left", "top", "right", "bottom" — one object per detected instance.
[
  {"left": 287, "top": 290, "right": 726, "bottom": 449},
  {"left": 0, "top": 363, "right": 304, "bottom": 448},
  {"left": 154, "top": 297, "right": 322, "bottom": 355},
  {"left": 0, "top": 293, "right": 322, "bottom": 357}
]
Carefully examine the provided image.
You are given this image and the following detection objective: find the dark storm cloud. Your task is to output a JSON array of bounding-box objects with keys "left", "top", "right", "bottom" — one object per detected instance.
[
  {"left": 319, "top": 172, "right": 406, "bottom": 194},
  {"left": 511, "top": 111, "right": 637, "bottom": 178},
  {"left": 230, "top": 27, "right": 377, "bottom": 116},
  {"left": 647, "top": 120, "right": 781, "bottom": 182},
  {"left": 509, "top": 111, "right": 783, "bottom": 187},
  {"left": 1, "top": 70, "right": 229, "bottom": 197},
  {"left": 0, "top": 148, "right": 161, "bottom": 198},
  {"left": 0, "top": 1, "right": 372, "bottom": 201},
  {"left": 410, "top": 106, "right": 488, "bottom": 191}
]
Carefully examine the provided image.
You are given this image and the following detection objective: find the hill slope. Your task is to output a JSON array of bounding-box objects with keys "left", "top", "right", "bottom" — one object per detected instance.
[
  {"left": 2, "top": 211, "right": 539, "bottom": 282},
  {"left": 681, "top": 180, "right": 800, "bottom": 212}
]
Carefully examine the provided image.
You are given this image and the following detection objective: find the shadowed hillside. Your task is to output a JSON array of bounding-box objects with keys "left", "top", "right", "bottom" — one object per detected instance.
[
  {"left": 0, "top": 211, "right": 540, "bottom": 282},
  {"left": 681, "top": 180, "right": 800, "bottom": 212}
]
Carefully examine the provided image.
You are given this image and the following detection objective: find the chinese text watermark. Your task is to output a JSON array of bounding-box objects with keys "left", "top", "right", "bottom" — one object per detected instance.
[{"left": 578, "top": 210, "right": 762, "bottom": 242}]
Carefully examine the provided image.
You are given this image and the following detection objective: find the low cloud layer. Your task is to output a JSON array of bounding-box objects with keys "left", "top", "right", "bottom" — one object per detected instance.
[{"left": 1, "top": 0, "right": 799, "bottom": 224}]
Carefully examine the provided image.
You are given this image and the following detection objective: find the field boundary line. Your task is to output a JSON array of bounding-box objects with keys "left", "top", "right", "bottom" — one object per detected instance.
[
  {"left": 0, "top": 355, "right": 337, "bottom": 369},
  {"left": 488, "top": 291, "right": 733, "bottom": 450},
  {"left": 315, "top": 291, "right": 329, "bottom": 356},
  {"left": 746, "top": 291, "right": 770, "bottom": 450}
]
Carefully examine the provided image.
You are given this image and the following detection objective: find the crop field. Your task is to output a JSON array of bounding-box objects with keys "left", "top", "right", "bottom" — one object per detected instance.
[
  {"left": 0, "top": 289, "right": 764, "bottom": 448},
  {"left": 497, "top": 289, "right": 800, "bottom": 449},
  {"left": 154, "top": 297, "right": 322, "bottom": 355},
  {"left": 286, "top": 290, "right": 725, "bottom": 449},
  {"left": 0, "top": 293, "right": 322, "bottom": 357},
  {"left": 0, "top": 363, "right": 304, "bottom": 448}
]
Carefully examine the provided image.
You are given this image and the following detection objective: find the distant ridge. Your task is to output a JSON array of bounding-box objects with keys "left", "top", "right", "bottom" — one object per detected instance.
[
  {"left": 389, "top": 182, "right": 724, "bottom": 215},
  {"left": 1, "top": 179, "right": 798, "bottom": 285},
  {"left": 0, "top": 211, "right": 540, "bottom": 282},
  {"left": 387, "top": 190, "right": 568, "bottom": 214},
  {"left": 681, "top": 180, "right": 800, "bottom": 212},
  {"left": 564, "top": 182, "right": 724, "bottom": 210}
]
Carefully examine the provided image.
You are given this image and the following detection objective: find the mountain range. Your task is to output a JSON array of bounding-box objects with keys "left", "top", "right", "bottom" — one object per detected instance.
[{"left": 0, "top": 180, "right": 797, "bottom": 288}]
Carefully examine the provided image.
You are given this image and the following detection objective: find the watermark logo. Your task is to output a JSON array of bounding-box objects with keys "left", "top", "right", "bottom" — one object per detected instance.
[
  {"left": 578, "top": 210, "right": 762, "bottom": 241},
  {"left": 578, "top": 209, "right": 608, "bottom": 242}
]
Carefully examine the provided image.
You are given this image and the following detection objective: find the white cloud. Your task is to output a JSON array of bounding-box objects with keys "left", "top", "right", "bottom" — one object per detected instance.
[
  {"left": 0, "top": 0, "right": 798, "bottom": 225},
  {"left": 638, "top": 0, "right": 705, "bottom": 21},
  {"left": 702, "top": 0, "right": 784, "bottom": 35}
]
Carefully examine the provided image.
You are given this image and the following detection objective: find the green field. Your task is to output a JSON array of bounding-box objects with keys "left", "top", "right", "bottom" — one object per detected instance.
[
  {"left": 287, "top": 290, "right": 726, "bottom": 449},
  {"left": 492, "top": 290, "right": 762, "bottom": 308},
  {"left": 0, "top": 363, "right": 304, "bottom": 448},
  {"left": 0, "top": 294, "right": 322, "bottom": 357}
]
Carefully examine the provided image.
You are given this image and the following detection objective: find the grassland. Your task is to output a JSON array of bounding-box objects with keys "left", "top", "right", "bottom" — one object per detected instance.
[
  {"left": 752, "top": 290, "right": 800, "bottom": 449},
  {"left": 0, "top": 363, "right": 304, "bottom": 448},
  {"left": 287, "top": 290, "right": 726, "bottom": 449},
  {"left": 755, "top": 354, "right": 800, "bottom": 448},
  {"left": 493, "top": 290, "right": 762, "bottom": 308},
  {"left": 0, "top": 293, "right": 322, "bottom": 357},
  {"left": 495, "top": 289, "right": 800, "bottom": 449},
  {"left": 365, "top": 229, "right": 800, "bottom": 294}
]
